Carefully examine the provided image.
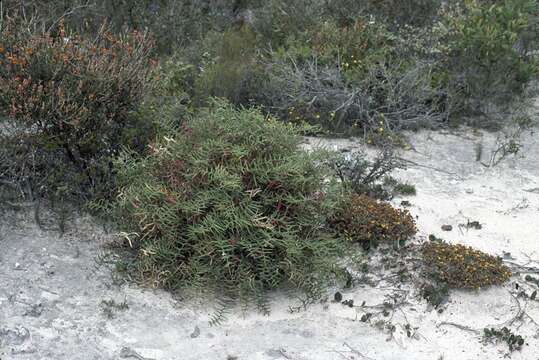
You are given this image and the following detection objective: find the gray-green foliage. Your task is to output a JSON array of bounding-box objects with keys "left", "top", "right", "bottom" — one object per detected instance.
[
  {"left": 0, "top": 0, "right": 241, "bottom": 53},
  {"left": 7, "top": 0, "right": 537, "bottom": 135},
  {"left": 112, "top": 100, "right": 345, "bottom": 310}
]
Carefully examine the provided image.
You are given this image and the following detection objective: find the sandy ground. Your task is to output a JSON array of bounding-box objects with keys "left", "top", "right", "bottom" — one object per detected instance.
[{"left": 1, "top": 126, "right": 539, "bottom": 360}]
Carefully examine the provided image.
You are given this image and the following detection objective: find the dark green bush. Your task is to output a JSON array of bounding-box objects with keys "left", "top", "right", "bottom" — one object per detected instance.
[
  {"left": 483, "top": 327, "right": 526, "bottom": 352},
  {"left": 435, "top": 0, "right": 539, "bottom": 121},
  {"left": 112, "top": 100, "right": 345, "bottom": 308}
]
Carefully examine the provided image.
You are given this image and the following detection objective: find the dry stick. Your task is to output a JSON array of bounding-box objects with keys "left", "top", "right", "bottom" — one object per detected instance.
[
  {"left": 329, "top": 349, "right": 350, "bottom": 360},
  {"left": 520, "top": 252, "right": 539, "bottom": 266},
  {"left": 46, "top": 2, "right": 93, "bottom": 33},
  {"left": 502, "top": 290, "right": 539, "bottom": 330},
  {"left": 343, "top": 342, "right": 375, "bottom": 360},
  {"left": 277, "top": 349, "right": 295, "bottom": 360},
  {"left": 119, "top": 347, "right": 154, "bottom": 360},
  {"left": 396, "top": 157, "right": 463, "bottom": 179},
  {"left": 436, "top": 322, "right": 481, "bottom": 335},
  {"left": 503, "top": 259, "right": 539, "bottom": 274}
]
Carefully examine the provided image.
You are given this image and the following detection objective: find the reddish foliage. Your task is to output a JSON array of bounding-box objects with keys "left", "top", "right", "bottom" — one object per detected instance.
[{"left": 0, "top": 20, "right": 157, "bottom": 168}]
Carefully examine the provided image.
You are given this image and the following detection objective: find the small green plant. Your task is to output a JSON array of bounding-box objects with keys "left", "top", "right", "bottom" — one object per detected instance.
[
  {"left": 330, "top": 150, "right": 407, "bottom": 199},
  {"left": 112, "top": 100, "right": 346, "bottom": 311},
  {"left": 420, "top": 282, "right": 449, "bottom": 308},
  {"left": 422, "top": 242, "right": 512, "bottom": 289},
  {"left": 100, "top": 299, "right": 129, "bottom": 319},
  {"left": 330, "top": 194, "right": 417, "bottom": 249},
  {"left": 483, "top": 327, "right": 526, "bottom": 352},
  {"left": 392, "top": 182, "right": 417, "bottom": 196}
]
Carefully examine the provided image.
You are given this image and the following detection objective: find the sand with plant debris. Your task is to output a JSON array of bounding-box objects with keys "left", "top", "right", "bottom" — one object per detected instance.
[{"left": 1, "top": 122, "right": 539, "bottom": 359}]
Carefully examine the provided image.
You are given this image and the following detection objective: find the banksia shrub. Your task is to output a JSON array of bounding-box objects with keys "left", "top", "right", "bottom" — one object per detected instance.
[
  {"left": 113, "top": 100, "right": 344, "bottom": 309},
  {"left": 422, "top": 242, "right": 512, "bottom": 289},
  {"left": 330, "top": 194, "right": 417, "bottom": 248},
  {"left": 0, "top": 20, "right": 156, "bottom": 199}
]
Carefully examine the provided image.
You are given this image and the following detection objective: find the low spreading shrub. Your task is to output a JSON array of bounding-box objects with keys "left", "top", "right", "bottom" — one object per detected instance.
[
  {"left": 422, "top": 242, "right": 512, "bottom": 289},
  {"left": 483, "top": 327, "right": 526, "bottom": 352},
  {"left": 420, "top": 282, "right": 449, "bottom": 308},
  {"left": 0, "top": 21, "right": 156, "bottom": 201},
  {"left": 111, "top": 100, "right": 345, "bottom": 309},
  {"left": 330, "top": 194, "right": 417, "bottom": 249}
]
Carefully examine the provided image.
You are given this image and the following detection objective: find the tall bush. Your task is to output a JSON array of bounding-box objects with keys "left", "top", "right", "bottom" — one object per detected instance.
[
  {"left": 436, "top": 0, "right": 539, "bottom": 120},
  {"left": 0, "top": 21, "right": 156, "bottom": 200}
]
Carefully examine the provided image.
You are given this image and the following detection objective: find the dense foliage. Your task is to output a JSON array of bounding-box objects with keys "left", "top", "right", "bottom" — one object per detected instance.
[
  {"left": 437, "top": 0, "right": 539, "bottom": 121},
  {"left": 112, "top": 101, "right": 345, "bottom": 307},
  {"left": 422, "top": 241, "right": 512, "bottom": 289},
  {"left": 3, "top": 0, "right": 536, "bottom": 135},
  {"left": 330, "top": 194, "right": 417, "bottom": 249},
  {"left": 0, "top": 20, "right": 156, "bottom": 201}
]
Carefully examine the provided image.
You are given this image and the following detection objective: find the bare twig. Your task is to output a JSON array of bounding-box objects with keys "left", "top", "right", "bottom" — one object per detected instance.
[
  {"left": 436, "top": 321, "right": 480, "bottom": 334},
  {"left": 343, "top": 343, "right": 375, "bottom": 360},
  {"left": 47, "top": 1, "right": 93, "bottom": 33},
  {"left": 396, "top": 157, "right": 462, "bottom": 178}
]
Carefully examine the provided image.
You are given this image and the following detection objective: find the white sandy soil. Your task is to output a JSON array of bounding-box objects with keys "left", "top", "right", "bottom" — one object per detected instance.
[{"left": 1, "top": 125, "right": 539, "bottom": 360}]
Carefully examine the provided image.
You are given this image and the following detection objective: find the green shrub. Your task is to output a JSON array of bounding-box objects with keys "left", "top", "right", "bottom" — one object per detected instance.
[
  {"left": 329, "top": 150, "right": 410, "bottom": 199},
  {"left": 483, "top": 327, "right": 526, "bottom": 352},
  {"left": 274, "top": 18, "right": 399, "bottom": 68},
  {"left": 0, "top": 22, "right": 156, "bottom": 201},
  {"left": 112, "top": 100, "right": 345, "bottom": 309},
  {"left": 323, "top": 0, "right": 441, "bottom": 28},
  {"left": 194, "top": 27, "right": 267, "bottom": 106},
  {"left": 386, "top": 178, "right": 417, "bottom": 196},
  {"left": 330, "top": 194, "right": 417, "bottom": 249},
  {"left": 254, "top": 0, "right": 325, "bottom": 46},
  {"left": 422, "top": 242, "right": 512, "bottom": 289},
  {"left": 436, "top": 0, "right": 539, "bottom": 120}
]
